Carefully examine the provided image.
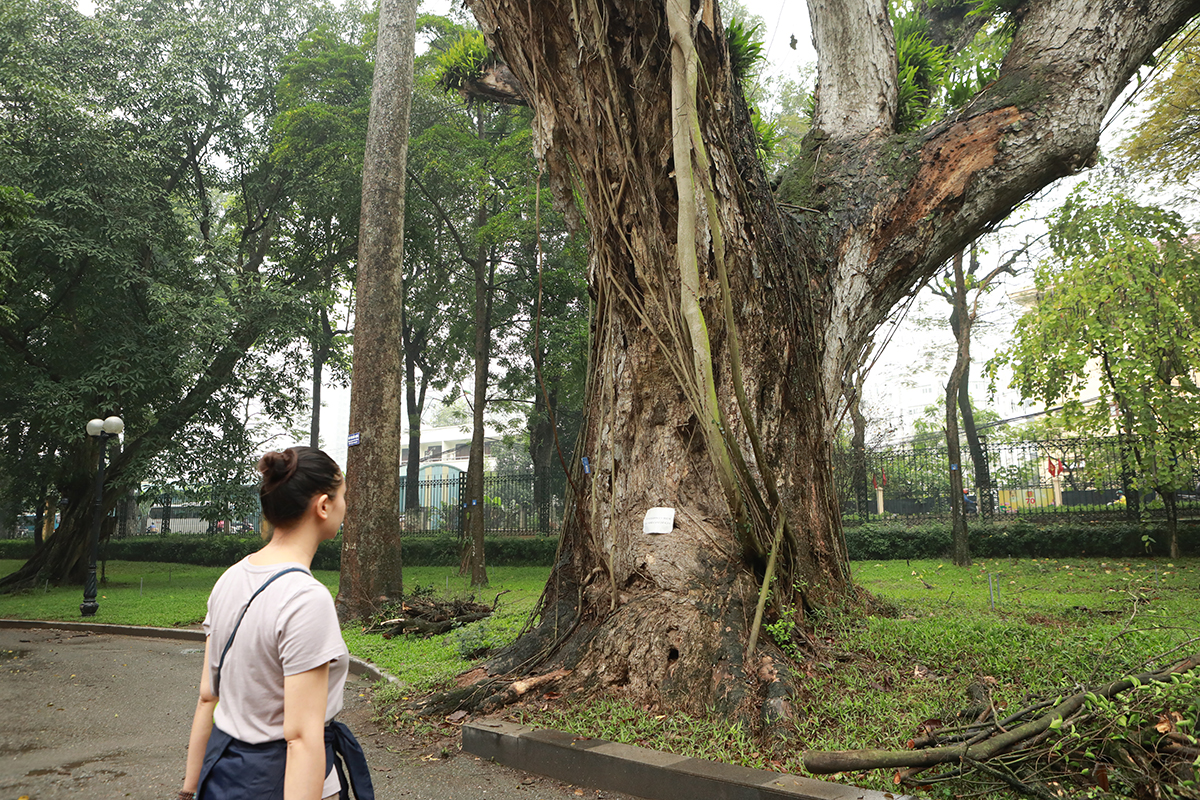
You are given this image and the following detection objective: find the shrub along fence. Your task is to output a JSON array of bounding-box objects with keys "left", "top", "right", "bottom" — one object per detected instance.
[
  {"left": 0, "top": 534, "right": 560, "bottom": 568},
  {"left": 844, "top": 518, "right": 1200, "bottom": 561},
  {"left": 3, "top": 519, "right": 1189, "bottom": 567},
  {"left": 6, "top": 433, "right": 1198, "bottom": 562}
]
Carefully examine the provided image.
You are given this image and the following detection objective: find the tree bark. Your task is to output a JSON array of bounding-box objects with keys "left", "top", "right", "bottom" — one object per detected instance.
[
  {"left": 32, "top": 486, "right": 45, "bottom": 549},
  {"left": 938, "top": 243, "right": 1006, "bottom": 520},
  {"left": 846, "top": 370, "right": 870, "bottom": 523},
  {"left": 336, "top": 0, "right": 418, "bottom": 620},
  {"left": 461, "top": 0, "right": 1200, "bottom": 713},
  {"left": 2, "top": 276, "right": 282, "bottom": 591},
  {"left": 958, "top": 375, "right": 993, "bottom": 517},
  {"left": 1164, "top": 489, "right": 1180, "bottom": 558}
]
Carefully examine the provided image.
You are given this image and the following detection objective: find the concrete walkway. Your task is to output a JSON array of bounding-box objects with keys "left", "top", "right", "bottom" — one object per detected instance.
[
  {"left": 0, "top": 622, "right": 910, "bottom": 800},
  {"left": 0, "top": 626, "right": 640, "bottom": 800}
]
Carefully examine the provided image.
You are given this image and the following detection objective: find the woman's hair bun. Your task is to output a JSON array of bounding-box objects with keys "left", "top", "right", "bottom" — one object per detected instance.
[{"left": 258, "top": 449, "right": 298, "bottom": 483}]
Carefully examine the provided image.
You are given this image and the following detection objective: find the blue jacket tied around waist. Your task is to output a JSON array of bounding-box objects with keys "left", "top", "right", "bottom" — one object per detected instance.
[{"left": 197, "top": 720, "right": 374, "bottom": 800}]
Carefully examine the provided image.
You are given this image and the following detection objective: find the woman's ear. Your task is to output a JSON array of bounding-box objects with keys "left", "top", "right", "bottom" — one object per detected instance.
[{"left": 313, "top": 493, "right": 331, "bottom": 521}]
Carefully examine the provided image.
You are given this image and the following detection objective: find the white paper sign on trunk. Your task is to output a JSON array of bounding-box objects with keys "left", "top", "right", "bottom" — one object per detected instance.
[{"left": 642, "top": 506, "right": 676, "bottom": 534}]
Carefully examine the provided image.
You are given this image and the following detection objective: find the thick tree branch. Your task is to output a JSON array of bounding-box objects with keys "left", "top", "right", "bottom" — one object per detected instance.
[
  {"left": 821, "top": 0, "right": 1200, "bottom": 395},
  {"left": 809, "top": 0, "right": 898, "bottom": 137}
]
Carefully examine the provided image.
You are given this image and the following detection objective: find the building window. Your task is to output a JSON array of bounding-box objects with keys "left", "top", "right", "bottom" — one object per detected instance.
[{"left": 425, "top": 444, "right": 442, "bottom": 460}]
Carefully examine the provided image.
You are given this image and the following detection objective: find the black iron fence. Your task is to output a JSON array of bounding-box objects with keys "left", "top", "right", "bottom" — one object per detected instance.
[
  {"left": 840, "top": 433, "right": 1200, "bottom": 524},
  {"left": 398, "top": 471, "right": 567, "bottom": 538},
  {"left": 145, "top": 484, "right": 263, "bottom": 536},
  {"left": 9, "top": 434, "right": 1196, "bottom": 542}
]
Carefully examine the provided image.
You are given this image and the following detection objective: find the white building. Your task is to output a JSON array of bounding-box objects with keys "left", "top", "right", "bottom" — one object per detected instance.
[{"left": 400, "top": 424, "right": 505, "bottom": 472}]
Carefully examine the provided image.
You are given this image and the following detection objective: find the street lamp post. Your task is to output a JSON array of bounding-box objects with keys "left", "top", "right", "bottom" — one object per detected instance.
[{"left": 81, "top": 415, "right": 123, "bottom": 617}]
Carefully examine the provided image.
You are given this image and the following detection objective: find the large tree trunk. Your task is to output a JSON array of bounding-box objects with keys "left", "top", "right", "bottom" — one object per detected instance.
[
  {"left": 0, "top": 444, "right": 114, "bottom": 589},
  {"left": 336, "top": 0, "right": 418, "bottom": 620},
  {"left": 461, "top": 0, "right": 1200, "bottom": 713},
  {"left": 3, "top": 231, "right": 284, "bottom": 592}
]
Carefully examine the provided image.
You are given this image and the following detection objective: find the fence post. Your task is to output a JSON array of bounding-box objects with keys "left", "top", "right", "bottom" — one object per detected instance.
[
  {"left": 458, "top": 472, "right": 468, "bottom": 539},
  {"left": 161, "top": 492, "right": 172, "bottom": 535},
  {"left": 854, "top": 445, "right": 870, "bottom": 523},
  {"left": 979, "top": 435, "right": 994, "bottom": 519},
  {"left": 1119, "top": 433, "right": 1140, "bottom": 522}
]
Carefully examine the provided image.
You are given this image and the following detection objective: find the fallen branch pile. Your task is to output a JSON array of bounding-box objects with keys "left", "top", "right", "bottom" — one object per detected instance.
[
  {"left": 804, "top": 655, "right": 1200, "bottom": 798},
  {"left": 363, "top": 592, "right": 507, "bottom": 638}
]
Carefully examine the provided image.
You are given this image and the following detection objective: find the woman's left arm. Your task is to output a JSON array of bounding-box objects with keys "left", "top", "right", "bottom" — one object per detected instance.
[
  {"left": 282, "top": 662, "right": 331, "bottom": 800},
  {"left": 181, "top": 638, "right": 218, "bottom": 797}
]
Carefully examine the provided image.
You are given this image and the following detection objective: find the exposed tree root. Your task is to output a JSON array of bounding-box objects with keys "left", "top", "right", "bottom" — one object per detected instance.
[{"left": 413, "top": 668, "right": 572, "bottom": 717}]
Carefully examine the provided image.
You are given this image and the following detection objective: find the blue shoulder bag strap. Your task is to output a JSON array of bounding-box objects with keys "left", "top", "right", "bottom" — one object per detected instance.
[{"left": 212, "top": 566, "right": 310, "bottom": 697}]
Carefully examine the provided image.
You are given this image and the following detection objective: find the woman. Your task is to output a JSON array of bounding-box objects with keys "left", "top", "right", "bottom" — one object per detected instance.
[{"left": 178, "top": 447, "right": 372, "bottom": 800}]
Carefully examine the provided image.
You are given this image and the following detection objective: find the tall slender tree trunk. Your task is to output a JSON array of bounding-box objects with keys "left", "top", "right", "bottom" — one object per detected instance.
[
  {"left": 846, "top": 372, "right": 870, "bottom": 522},
  {"left": 402, "top": 323, "right": 428, "bottom": 516},
  {"left": 464, "top": 189, "right": 495, "bottom": 586},
  {"left": 958, "top": 376, "right": 993, "bottom": 516},
  {"left": 337, "top": 0, "right": 418, "bottom": 620},
  {"left": 309, "top": 306, "right": 336, "bottom": 450},
  {"left": 32, "top": 486, "right": 45, "bottom": 549},
  {"left": 1163, "top": 489, "right": 1180, "bottom": 558},
  {"left": 946, "top": 250, "right": 971, "bottom": 566},
  {"left": 529, "top": 369, "right": 559, "bottom": 533},
  {"left": 958, "top": 245, "right": 995, "bottom": 518},
  {"left": 310, "top": 346, "right": 328, "bottom": 450}
]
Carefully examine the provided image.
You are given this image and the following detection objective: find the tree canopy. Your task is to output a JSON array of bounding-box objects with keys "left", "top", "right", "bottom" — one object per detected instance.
[
  {"left": 995, "top": 184, "right": 1200, "bottom": 438},
  {"left": 0, "top": 0, "right": 353, "bottom": 587},
  {"left": 1121, "top": 23, "right": 1200, "bottom": 183},
  {"left": 991, "top": 182, "right": 1200, "bottom": 554}
]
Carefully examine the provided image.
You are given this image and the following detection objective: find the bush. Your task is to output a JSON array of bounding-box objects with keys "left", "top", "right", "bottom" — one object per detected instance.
[
  {"left": 0, "top": 539, "right": 35, "bottom": 559},
  {"left": 0, "top": 533, "right": 561, "bottom": 569},
  {"left": 845, "top": 518, "right": 1199, "bottom": 560}
]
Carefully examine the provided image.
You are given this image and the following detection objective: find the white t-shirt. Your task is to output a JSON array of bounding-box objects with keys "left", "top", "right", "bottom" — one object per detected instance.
[{"left": 203, "top": 557, "right": 349, "bottom": 798}]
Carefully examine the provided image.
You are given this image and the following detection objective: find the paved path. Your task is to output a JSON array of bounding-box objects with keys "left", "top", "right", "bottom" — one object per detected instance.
[{"left": 0, "top": 627, "right": 639, "bottom": 800}]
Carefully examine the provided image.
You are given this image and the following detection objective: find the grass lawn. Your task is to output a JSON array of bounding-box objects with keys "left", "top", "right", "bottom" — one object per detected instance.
[
  {"left": 0, "top": 559, "right": 545, "bottom": 690},
  {"left": 4, "top": 554, "right": 1198, "bottom": 794},
  {"left": 511, "top": 556, "right": 1200, "bottom": 796}
]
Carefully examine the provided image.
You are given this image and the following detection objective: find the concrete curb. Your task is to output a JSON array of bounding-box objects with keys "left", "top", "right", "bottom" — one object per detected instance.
[
  {"left": 464, "top": 720, "right": 919, "bottom": 800},
  {"left": 0, "top": 618, "right": 393, "bottom": 683}
]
